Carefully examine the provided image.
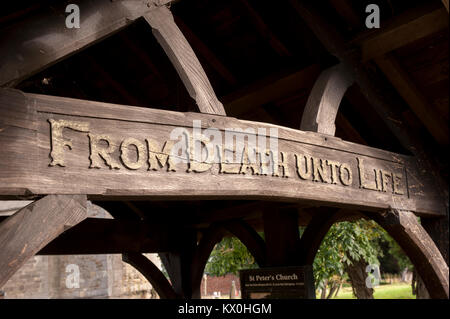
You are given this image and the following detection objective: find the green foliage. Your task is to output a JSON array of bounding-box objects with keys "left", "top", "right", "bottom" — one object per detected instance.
[
  {"left": 313, "top": 219, "right": 384, "bottom": 288},
  {"left": 379, "top": 229, "right": 413, "bottom": 272},
  {"left": 205, "top": 236, "right": 258, "bottom": 276}
]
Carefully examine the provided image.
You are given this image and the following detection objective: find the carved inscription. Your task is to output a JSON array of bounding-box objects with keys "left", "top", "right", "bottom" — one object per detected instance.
[
  {"left": 47, "top": 119, "right": 407, "bottom": 196},
  {"left": 48, "top": 119, "right": 89, "bottom": 167}
]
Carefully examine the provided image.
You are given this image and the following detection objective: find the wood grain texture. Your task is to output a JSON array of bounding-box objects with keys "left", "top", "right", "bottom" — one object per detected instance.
[
  {"left": 0, "top": 194, "right": 87, "bottom": 288},
  {"left": 366, "top": 210, "right": 449, "bottom": 299},
  {"left": 300, "top": 63, "right": 353, "bottom": 136},
  {"left": 289, "top": 0, "right": 448, "bottom": 214},
  {"left": 375, "top": 54, "right": 448, "bottom": 145},
  {"left": 263, "top": 207, "right": 301, "bottom": 266},
  {"left": 0, "top": 0, "right": 161, "bottom": 87},
  {"left": 223, "top": 64, "right": 321, "bottom": 117},
  {"left": 144, "top": 6, "right": 226, "bottom": 116},
  {"left": 190, "top": 224, "right": 227, "bottom": 298},
  {"left": 0, "top": 88, "right": 445, "bottom": 216},
  {"left": 34, "top": 218, "right": 181, "bottom": 255},
  {"left": 360, "top": 5, "right": 448, "bottom": 61},
  {"left": 298, "top": 208, "right": 361, "bottom": 264}
]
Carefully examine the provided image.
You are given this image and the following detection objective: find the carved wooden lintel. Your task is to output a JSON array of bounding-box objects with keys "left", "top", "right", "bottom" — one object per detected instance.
[{"left": 0, "top": 88, "right": 445, "bottom": 216}]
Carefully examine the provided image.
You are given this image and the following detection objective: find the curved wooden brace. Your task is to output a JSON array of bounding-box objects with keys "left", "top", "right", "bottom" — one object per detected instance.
[
  {"left": 190, "top": 224, "right": 227, "bottom": 298},
  {"left": 222, "top": 220, "right": 267, "bottom": 267},
  {"left": 0, "top": 194, "right": 87, "bottom": 288},
  {"left": 365, "top": 210, "right": 449, "bottom": 299},
  {"left": 298, "top": 208, "right": 354, "bottom": 264},
  {"left": 144, "top": 6, "right": 227, "bottom": 116},
  {"left": 122, "top": 252, "right": 178, "bottom": 299},
  {"left": 0, "top": 0, "right": 226, "bottom": 116},
  {"left": 300, "top": 63, "right": 353, "bottom": 135},
  {"left": 0, "top": 0, "right": 169, "bottom": 87}
]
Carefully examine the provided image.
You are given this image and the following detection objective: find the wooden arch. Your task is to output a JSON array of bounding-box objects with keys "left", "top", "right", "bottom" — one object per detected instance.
[
  {"left": 300, "top": 63, "right": 353, "bottom": 135},
  {"left": 0, "top": 195, "right": 87, "bottom": 288},
  {"left": 122, "top": 252, "right": 178, "bottom": 299},
  {"left": 0, "top": 0, "right": 448, "bottom": 300},
  {"left": 158, "top": 219, "right": 266, "bottom": 299},
  {"left": 298, "top": 209, "right": 449, "bottom": 299}
]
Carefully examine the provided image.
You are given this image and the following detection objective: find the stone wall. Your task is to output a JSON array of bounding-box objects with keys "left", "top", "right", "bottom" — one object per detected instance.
[{"left": 0, "top": 201, "right": 162, "bottom": 299}]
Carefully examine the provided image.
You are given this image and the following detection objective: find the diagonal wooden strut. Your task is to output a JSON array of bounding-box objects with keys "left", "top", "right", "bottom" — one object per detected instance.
[
  {"left": 0, "top": 194, "right": 87, "bottom": 288},
  {"left": 144, "top": 5, "right": 226, "bottom": 116},
  {"left": 0, "top": 0, "right": 226, "bottom": 116}
]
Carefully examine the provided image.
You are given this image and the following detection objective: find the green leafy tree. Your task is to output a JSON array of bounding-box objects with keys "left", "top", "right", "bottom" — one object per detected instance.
[
  {"left": 313, "top": 219, "right": 384, "bottom": 298},
  {"left": 205, "top": 236, "right": 258, "bottom": 276},
  {"left": 205, "top": 219, "right": 410, "bottom": 299}
]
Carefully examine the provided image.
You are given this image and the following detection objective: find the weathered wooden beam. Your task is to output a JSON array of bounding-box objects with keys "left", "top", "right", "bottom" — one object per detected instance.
[
  {"left": 339, "top": 2, "right": 449, "bottom": 145},
  {"left": 335, "top": 113, "right": 367, "bottom": 145},
  {"left": 222, "top": 63, "right": 361, "bottom": 143},
  {"left": 160, "top": 230, "right": 198, "bottom": 298},
  {"left": 357, "top": 4, "right": 448, "bottom": 61},
  {"left": 263, "top": 206, "right": 301, "bottom": 266},
  {"left": 375, "top": 54, "right": 448, "bottom": 145},
  {"left": 0, "top": 88, "right": 445, "bottom": 216},
  {"left": 144, "top": 6, "right": 226, "bottom": 115},
  {"left": 0, "top": 0, "right": 169, "bottom": 87},
  {"left": 190, "top": 224, "right": 227, "bottom": 298},
  {"left": 298, "top": 208, "right": 355, "bottom": 264},
  {"left": 222, "top": 220, "right": 267, "bottom": 267},
  {"left": 237, "top": 0, "right": 292, "bottom": 57},
  {"left": 173, "top": 15, "right": 237, "bottom": 86},
  {"left": 329, "top": 0, "right": 360, "bottom": 29},
  {"left": 222, "top": 64, "right": 321, "bottom": 116},
  {"left": 0, "top": 195, "right": 87, "bottom": 288},
  {"left": 443, "top": 0, "right": 449, "bottom": 12},
  {"left": 300, "top": 63, "right": 353, "bottom": 135},
  {"left": 289, "top": 0, "right": 448, "bottom": 198},
  {"left": 122, "top": 252, "right": 178, "bottom": 299},
  {"left": 33, "top": 218, "right": 179, "bottom": 255},
  {"left": 365, "top": 210, "right": 449, "bottom": 299}
]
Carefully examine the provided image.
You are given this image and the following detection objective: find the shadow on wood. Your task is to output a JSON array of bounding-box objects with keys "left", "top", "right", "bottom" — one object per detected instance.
[{"left": 0, "top": 194, "right": 87, "bottom": 288}]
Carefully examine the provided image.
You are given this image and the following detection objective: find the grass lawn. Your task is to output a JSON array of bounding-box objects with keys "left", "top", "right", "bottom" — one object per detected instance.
[{"left": 330, "top": 282, "right": 415, "bottom": 299}]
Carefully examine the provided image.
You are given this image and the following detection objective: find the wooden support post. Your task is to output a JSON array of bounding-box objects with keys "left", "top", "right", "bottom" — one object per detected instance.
[
  {"left": 298, "top": 208, "right": 344, "bottom": 264},
  {"left": 159, "top": 230, "right": 198, "bottom": 298},
  {"left": 190, "top": 224, "right": 227, "bottom": 298},
  {"left": 365, "top": 210, "right": 449, "bottom": 299},
  {"left": 300, "top": 63, "right": 353, "bottom": 135},
  {"left": 263, "top": 207, "right": 301, "bottom": 266},
  {"left": 443, "top": 0, "right": 449, "bottom": 12},
  {"left": 0, "top": 194, "right": 87, "bottom": 288},
  {"left": 144, "top": 6, "right": 226, "bottom": 116},
  {"left": 122, "top": 252, "right": 178, "bottom": 299}
]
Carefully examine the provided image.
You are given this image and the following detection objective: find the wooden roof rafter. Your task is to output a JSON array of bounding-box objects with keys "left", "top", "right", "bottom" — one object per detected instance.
[
  {"left": 348, "top": 2, "right": 449, "bottom": 145},
  {"left": 0, "top": 0, "right": 226, "bottom": 115},
  {"left": 288, "top": 0, "right": 448, "bottom": 193}
]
